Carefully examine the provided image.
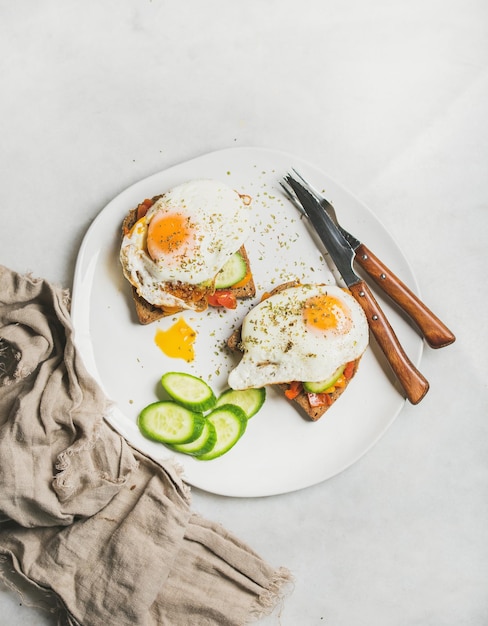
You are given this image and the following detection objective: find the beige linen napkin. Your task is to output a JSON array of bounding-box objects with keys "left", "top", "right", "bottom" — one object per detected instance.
[{"left": 0, "top": 265, "right": 292, "bottom": 625}]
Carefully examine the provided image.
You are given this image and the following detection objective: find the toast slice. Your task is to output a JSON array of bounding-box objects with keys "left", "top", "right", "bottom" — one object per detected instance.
[
  {"left": 121, "top": 201, "right": 256, "bottom": 325},
  {"left": 226, "top": 282, "right": 363, "bottom": 421}
]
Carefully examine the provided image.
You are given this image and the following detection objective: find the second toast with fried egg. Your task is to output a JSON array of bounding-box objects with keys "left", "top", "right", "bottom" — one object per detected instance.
[{"left": 227, "top": 282, "right": 369, "bottom": 420}]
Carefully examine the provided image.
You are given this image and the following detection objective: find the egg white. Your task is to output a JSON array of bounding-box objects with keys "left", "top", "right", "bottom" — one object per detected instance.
[
  {"left": 228, "top": 284, "right": 369, "bottom": 390},
  {"left": 120, "top": 179, "right": 252, "bottom": 309}
]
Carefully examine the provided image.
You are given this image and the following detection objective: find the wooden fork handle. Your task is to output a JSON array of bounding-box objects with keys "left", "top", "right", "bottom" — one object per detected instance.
[
  {"left": 354, "top": 244, "right": 455, "bottom": 349},
  {"left": 349, "top": 281, "right": 430, "bottom": 404}
]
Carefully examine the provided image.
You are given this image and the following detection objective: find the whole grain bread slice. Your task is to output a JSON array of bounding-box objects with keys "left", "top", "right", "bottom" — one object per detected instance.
[
  {"left": 226, "top": 282, "right": 363, "bottom": 421},
  {"left": 121, "top": 202, "right": 256, "bottom": 325}
]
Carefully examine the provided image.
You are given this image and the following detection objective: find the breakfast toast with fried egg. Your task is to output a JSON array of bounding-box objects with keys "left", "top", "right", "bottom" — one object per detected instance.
[
  {"left": 226, "top": 282, "right": 363, "bottom": 421},
  {"left": 121, "top": 199, "right": 256, "bottom": 325}
]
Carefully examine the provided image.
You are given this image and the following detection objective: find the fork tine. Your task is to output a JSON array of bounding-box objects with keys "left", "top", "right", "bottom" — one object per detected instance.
[
  {"left": 290, "top": 169, "right": 340, "bottom": 224},
  {"left": 279, "top": 180, "right": 306, "bottom": 215},
  {"left": 291, "top": 169, "right": 325, "bottom": 204}
]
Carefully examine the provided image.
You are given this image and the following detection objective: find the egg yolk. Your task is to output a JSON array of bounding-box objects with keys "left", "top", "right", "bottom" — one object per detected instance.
[
  {"left": 147, "top": 211, "right": 194, "bottom": 261},
  {"left": 303, "top": 294, "right": 352, "bottom": 334},
  {"left": 154, "top": 318, "right": 196, "bottom": 362}
]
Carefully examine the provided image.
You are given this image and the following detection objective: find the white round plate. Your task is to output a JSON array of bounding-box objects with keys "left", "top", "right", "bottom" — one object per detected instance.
[{"left": 71, "top": 147, "right": 423, "bottom": 497}]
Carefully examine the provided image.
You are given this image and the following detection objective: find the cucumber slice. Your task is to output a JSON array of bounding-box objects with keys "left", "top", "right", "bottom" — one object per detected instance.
[
  {"left": 169, "top": 420, "right": 217, "bottom": 456},
  {"left": 161, "top": 372, "right": 216, "bottom": 412},
  {"left": 215, "top": 387, "right": 266, "bottom": 419},
  {"left": 303, "top": 365, "right": 345, "bottom": 393},
  {"left": 138, "top": 401, "right": 205, "bottom": 444},
  {"left": 214, "top": 251, "right": 247, "bottom": 289},
  {"left": 195, "top": 404, "right": 247, "bottom": 460}
]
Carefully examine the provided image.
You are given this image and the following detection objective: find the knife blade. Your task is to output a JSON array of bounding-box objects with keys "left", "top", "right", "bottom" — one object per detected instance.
[
  {"left": 286, "top": 170, "right": 455, "bottom": 349},
  {"left": 285, "top": 174, "right": 429, "bottom": 405}
]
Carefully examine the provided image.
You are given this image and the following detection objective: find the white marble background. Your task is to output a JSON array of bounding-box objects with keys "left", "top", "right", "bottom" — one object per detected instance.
[{"left": 1, "top": 1, "right": 487, "bottom": 624}]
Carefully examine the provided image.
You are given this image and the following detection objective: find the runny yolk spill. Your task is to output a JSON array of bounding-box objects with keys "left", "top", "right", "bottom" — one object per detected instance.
[
  {"left": 303, "top": 294, "right": 352, "bottom": 335},
  {"left": 154, "top": 318, "right": 196, "bottom": 362}
]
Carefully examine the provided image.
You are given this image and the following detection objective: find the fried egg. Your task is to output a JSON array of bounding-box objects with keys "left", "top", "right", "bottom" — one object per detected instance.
[
  {"left": 120, "top": 179, "right": 252, "bottom": 310},
  {"left": 228, "top": 284, "right": 369, "bottom": 390}
]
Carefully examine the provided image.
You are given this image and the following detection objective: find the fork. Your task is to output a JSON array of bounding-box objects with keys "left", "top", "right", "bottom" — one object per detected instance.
[{"left": 280, "top": 172, "right": 455, "bottom": 349}]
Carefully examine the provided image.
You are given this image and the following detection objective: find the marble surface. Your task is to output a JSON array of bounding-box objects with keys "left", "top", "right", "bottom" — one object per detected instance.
[{"left": 1, "top": 1, "right": 487, "bottom": 624}]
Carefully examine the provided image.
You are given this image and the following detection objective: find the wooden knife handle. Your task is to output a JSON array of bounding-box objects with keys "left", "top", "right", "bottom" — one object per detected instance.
[
  {"left": 349, "top": 281, "right": 429, "bottom": 404},
  {"left": 354, "top": 244, "right": 455, "bottom": 349}
]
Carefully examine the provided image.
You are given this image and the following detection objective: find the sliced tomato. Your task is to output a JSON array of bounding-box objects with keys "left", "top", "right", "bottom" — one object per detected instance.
[
  {"left": 136, "top": 198, "right": 155, "bottom": 220},
  {"left": 343, "top": 361, "right": 356, "bottom": 379},
  {"left": 208, "top": 291, "right": 237, "bottom": 309},
  {"left": 307, "top": 392, "right": 333, "bottom": 408},
  {"left": 285, "top": 381, "right": 302, "bottom": 400}
]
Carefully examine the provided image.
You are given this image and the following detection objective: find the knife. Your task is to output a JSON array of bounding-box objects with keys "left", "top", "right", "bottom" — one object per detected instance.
[
  {"left": 285, "top": 170, "right": 455, "bottom": 349},
  {"left": 285, "top": 174, "right": 429, "bottom": 405}
]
